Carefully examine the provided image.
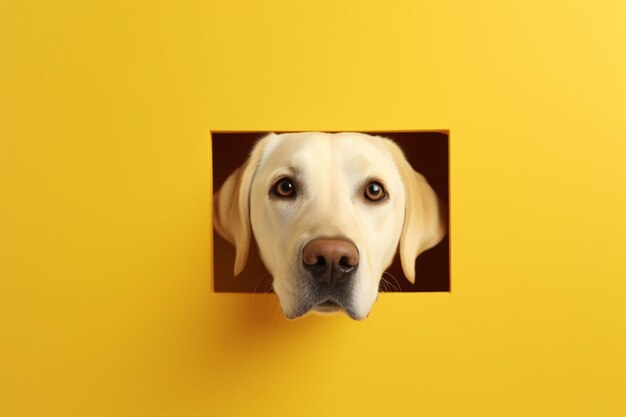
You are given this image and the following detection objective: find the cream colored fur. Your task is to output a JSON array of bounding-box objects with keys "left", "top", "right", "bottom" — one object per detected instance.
[{"left": 214, "top": 132, "right": 446, "bottom": 319}]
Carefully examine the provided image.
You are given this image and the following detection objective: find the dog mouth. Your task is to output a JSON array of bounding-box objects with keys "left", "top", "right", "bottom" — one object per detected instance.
[
  {"left": 312, "top": 299, "right": 343, "bottom": 313},
  {"left": 285, "top": 297, "right": 363, "bottom": 320},
  {"left": 284, "top": 268, "right": 360, "bottom": 319}
]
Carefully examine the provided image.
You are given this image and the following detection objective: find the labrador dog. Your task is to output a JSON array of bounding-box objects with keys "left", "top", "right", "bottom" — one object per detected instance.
[{"left": 213, "top": 132, "right": 446, "bottom": 320}]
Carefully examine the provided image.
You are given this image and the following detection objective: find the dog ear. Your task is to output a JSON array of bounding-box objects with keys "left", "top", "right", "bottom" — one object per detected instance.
[
  {"left": 213, "top": 135, "right": 271, "bottom": 276},
  {"left": 387, "top": 141, "right": 447, "bottom": 283}
]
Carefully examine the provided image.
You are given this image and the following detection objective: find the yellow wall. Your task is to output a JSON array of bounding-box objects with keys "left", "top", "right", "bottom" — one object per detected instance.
[{"left": 2, "top": 1, "right": 625, "bottom": 416}]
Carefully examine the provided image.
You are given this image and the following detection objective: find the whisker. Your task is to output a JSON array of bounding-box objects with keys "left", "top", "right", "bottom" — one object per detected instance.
[
  {"left": 383, "top": 278, "right": 397, "bottom": 292},
  {"left": 258, "top": 277, "right": 272, "bottom": 311},
  {"left": 384, "top": 271, "right": 402, "bottom": 291},
  {"left": 251, "top": 272, "right": 272, "bottom": 310},
  {"left": 253, "top": 272, "right": 272, "bottom": 295},
  {"left": 382, "top": 272, "right": 402, "bottom": 292}
]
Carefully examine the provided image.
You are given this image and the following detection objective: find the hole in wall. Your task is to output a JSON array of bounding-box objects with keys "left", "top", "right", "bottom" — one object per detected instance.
[{"left": 211, "top": 131, "right": 450, "bottom": 293}]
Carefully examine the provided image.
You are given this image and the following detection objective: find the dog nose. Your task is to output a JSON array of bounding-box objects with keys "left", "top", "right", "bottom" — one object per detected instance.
[{"left": 302, "top": 239, "right": 359, "bottom": 287}]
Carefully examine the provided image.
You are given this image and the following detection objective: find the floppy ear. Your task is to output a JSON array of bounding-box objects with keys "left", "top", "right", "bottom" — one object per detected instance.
[
  {"left": 213, "top": 135, "right": 271, "bottom": 276},
  {"left": 387, "top": 141, "right": 447, "bottom": 283}
]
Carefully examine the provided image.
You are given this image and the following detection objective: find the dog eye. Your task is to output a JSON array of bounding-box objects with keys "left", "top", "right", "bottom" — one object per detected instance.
[
  {"left": 364, "top": 181, "right": 386, "bottom": 201},
  {"left": 271, "top": 178, "right": 296, "bottom": 198}
]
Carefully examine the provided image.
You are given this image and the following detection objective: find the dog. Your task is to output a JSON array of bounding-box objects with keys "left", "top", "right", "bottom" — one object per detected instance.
[{"left": 213, "top": 132, "right": 446, "bottom": 320}]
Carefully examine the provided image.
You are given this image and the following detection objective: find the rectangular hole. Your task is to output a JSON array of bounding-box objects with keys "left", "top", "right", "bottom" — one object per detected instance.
[{"left": 212, "top": 131, "right": 450, "bottom": 293}]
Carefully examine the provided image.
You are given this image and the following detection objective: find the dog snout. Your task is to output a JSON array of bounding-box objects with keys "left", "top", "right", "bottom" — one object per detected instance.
[{"left": 302, "top": 239, "right": 359, "bottom": 287}]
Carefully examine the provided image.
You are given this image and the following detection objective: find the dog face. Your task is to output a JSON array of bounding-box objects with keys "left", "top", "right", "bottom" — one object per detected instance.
[{"left": 214, "top": 132, "right": 446, "bottom": 320}]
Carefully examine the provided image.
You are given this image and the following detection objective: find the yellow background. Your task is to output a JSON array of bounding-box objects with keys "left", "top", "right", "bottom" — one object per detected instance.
[{"left": 2, "top": 1, "right": 625, "bottom": 416}]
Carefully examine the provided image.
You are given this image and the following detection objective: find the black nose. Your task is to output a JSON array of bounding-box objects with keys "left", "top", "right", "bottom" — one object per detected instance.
[{"left": 302, "top": 239, "right": 359, "bottom": 287}]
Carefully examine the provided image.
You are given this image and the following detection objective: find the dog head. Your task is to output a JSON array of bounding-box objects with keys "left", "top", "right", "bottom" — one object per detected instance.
[{"left": 214, "top": 132, "right": 446, "bottom": 319}]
